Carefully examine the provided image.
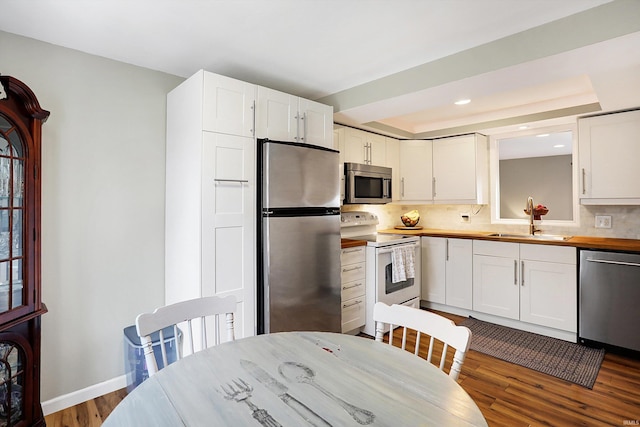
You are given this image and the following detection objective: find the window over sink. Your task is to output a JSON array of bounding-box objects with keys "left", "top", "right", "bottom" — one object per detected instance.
[{"left": 489, "top": 124, "right": 578, "bottom": 226}]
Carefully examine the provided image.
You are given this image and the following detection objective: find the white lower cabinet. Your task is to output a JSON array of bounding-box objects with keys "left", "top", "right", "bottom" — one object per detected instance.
[
  {"left": 472, "top": 241, "right": 520, "bottom": 320},
  {"left": 340, "top": 246, "right": 366, "bottom": 333},
  {"left": 421, "top": 237, "right": 472, "bottom": 309},
  {"left": 472, "top": 240, "right": 576, "bottom": 332},
  {"left": 519, "top": 244, "right": 577, "bottom": 332}
]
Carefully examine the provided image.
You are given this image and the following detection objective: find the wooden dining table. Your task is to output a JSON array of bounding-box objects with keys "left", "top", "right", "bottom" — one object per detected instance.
[{"left": 103, "top": 331, "right": 488, "bottom": 426}]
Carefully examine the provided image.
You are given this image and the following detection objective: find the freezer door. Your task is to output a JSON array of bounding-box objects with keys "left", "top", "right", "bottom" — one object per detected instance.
[
  {"left": 263, "top": 141, "right": 339, "bottom": 209},
  {"left": 263, "top": 214, "right": 341, "bottom": 333}
]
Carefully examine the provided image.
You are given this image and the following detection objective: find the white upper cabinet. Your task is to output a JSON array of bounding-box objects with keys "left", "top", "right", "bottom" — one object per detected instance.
[
  {"left": 299, "top": 97, "right": 334, "bottom": 149},
  {"left": 343, "top": 128, "right": 386, "bottom": 165},
  {"left": 433, "top": 134, "right": 489, "bottom": 204},
  {"left": 256, "top": 87, "right": 296, "bottom": 141},
  {"left": 399, "top": 139, "right": 433, "bottom": 201},
  {"left": 203, "top": 72, "right": 256, "bottom": 137},
  {"left": 578, "top": 109, "right": 640, "bottom": 204},
  {"left": 256, "top": 86, "right": 333, "bottom": 149},
  {"left": 385, "top": 137, "right": 401, "bottom": 201}
]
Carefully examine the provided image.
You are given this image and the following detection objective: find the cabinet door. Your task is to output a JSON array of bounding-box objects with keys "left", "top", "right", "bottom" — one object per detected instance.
[
  {"left": 520, "top": 259, "right": 577, "bottom": 332},
  {"left": 201, "top": 132, "right": 256, "bottom": 338},
  {"left": 579, "top": 109, "right": 640, "bottom": 202},
  {"left": 256, "top": 86, "right": 296, "bottom": 142},
  {"left": 445, "top": 238, "right": 473, "bottom": 309},
  {"left": 399, "top": 139, "right": 433, "bottom": 201},
  {"left": 343, "top": 128, "right": 367, "bottom": 164},
  {"left": 203, "top": 72, "right": 256, "bottom": 137},
  {"left": 433, "top": 135, "right": 476, "bottom": 202},
  {"left": 366, "top": 132, "right": 386, "bottom": 166},
  {"left": 472, "top": 254, "right": 519, "bottom": 320},
  {"left": 385, "top": 137, "right": 400, "bottom": 201},
  {"left": 421, "top": 237, "right": 446, "bottom": 304},
  {"left": 342, "top": 298, "right": 365, "bottom": 333},
  {"left": 299, "top": 98, "right": 333, "bottom": 149}
]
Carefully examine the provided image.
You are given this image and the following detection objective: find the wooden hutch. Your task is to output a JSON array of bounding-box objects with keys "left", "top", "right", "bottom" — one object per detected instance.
[{"left": 0, "top": 76, "right": 48, "bottom": 426}]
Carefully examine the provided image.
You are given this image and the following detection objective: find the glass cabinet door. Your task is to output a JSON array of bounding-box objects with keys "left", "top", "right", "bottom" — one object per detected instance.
[
  {"left": 0, "top": 343, "right": 23, "bottom": 426},
  {"left": 0, "top": 115, "right": 24, "bottom": 314}
]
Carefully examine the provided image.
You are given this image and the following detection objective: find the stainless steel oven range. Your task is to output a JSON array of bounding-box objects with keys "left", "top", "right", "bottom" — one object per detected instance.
[{"left": 340, "top": 211, "right": 421, "bottom": 336}]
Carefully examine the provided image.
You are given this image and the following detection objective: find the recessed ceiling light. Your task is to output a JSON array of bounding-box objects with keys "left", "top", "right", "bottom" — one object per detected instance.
[
  {"left": 553, "top": 144, "right": 565, "bottom": 148},
  {"left": 536, "top": 133, "right": 550, "bottom": 137},
  {"left": 454, "top": 99, "right": 471, "bottom": 105}
]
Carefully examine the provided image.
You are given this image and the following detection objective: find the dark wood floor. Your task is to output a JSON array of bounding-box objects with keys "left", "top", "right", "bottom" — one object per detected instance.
[{"left": 45, "top": 312, "right": 640, "bottom": 426}]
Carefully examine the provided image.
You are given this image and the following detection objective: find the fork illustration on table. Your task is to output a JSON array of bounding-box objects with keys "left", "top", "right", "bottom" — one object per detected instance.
[{"left": 221, "top": 378, "right": 283, "bottom": 427}]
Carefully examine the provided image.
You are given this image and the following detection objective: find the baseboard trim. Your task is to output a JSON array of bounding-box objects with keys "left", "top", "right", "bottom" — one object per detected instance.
[{"left": 41, "top": 375, "right": 127, "bottom": 416}]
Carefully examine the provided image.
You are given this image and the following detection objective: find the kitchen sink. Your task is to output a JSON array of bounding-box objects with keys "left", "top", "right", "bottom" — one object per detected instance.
[{"left": 488, "top": 233, "right": 572, "bottom": 241}]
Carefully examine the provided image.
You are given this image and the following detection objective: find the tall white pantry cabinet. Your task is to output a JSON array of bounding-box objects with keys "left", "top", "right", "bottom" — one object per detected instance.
[{"left": 165, "top": 70, "right": 256, "bottom": 339}]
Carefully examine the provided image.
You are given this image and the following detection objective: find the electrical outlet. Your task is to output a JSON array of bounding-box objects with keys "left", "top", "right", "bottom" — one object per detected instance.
[{"left": 595, "top": 215, "right": 612, "bottom": 229}]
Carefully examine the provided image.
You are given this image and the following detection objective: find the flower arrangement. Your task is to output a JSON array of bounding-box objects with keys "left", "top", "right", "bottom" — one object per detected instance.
[{"left": 524, "top": 204, "right": 549, "bottom": 220}]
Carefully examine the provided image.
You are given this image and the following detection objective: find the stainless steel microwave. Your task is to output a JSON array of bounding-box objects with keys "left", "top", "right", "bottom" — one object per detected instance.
[{"left": 344, "top": 162, "right": 392, "bottom": 204}]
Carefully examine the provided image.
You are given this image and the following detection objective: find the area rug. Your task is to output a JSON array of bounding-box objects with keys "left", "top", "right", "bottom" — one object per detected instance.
[{"left": 459, "top": 317, "right": 605, "bottom": 389}]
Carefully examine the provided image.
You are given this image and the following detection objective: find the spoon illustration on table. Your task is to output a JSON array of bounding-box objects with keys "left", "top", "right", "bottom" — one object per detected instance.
[{"left": 278, "top": 361, "right": 375, "bottom": 425}]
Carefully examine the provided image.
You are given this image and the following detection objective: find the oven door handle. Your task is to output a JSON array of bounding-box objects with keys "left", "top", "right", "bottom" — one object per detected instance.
[{"left": 377, "top": 241, "right": 420, "bottom": 254}]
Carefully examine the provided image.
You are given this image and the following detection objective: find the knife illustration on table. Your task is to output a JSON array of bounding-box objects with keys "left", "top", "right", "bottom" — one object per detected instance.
[{"left": 240, "top": 359, "right": 333, "bottom": 427}]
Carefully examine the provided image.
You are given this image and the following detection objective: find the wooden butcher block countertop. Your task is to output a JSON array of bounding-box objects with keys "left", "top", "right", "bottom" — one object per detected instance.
[
  {"left": 341, "top": 238, "right": 367, "bottom": 249},
  {"left": 378, "top": 228, "right": 640, "bottom": 253}
]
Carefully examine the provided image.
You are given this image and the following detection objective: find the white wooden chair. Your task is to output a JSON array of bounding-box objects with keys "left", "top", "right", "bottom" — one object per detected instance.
[
  {"left": 135, "top": 295, "right": 236, "bottom": 376},
  {"left": 373, "top": 302, "right": 471, "bottom": 381}
]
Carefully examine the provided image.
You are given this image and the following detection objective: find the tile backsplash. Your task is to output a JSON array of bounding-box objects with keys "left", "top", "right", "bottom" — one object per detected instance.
[{"left": 342, "top": 203, "right": 640, "bottom": 240}]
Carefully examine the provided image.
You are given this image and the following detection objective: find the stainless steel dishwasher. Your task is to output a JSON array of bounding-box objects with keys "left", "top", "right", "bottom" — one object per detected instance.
[{"left": 579, "top": 249, "right": 640, "bottom": 352}]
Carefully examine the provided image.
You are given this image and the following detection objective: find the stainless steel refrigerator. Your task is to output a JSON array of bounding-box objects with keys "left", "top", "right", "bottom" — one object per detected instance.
[{"left": 258, "top": 139, "right": 341, "bottom": 334}]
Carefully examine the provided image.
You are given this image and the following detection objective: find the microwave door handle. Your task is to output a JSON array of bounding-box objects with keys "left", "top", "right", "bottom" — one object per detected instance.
[{"left": 384, "top": 178, "right": 391, "bottom": 199}]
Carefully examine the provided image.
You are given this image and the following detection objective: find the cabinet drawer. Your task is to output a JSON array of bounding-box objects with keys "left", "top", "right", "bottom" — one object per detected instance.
[
  {"left": 520, "top": 243, "right": 576, "bottom": 264},
  {"left": 341, "top": 246, "right": 366, "bottom": 264},
  {"left": 341, "top": 278, "right": 365, "bottom": 301},
  {"left": 341, "top": 262, "right": 365, "bottom": 283},
  {"left": 341, "top": 297, "right": 365, "bottom": 333},
  {"left": 473, "top": 240, "right": 519, "bottom": 257}
]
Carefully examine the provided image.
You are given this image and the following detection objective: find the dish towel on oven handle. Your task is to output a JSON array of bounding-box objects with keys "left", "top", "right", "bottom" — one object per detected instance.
[{"left": 391, "top": 246, "right": 416, "bottom": 283}]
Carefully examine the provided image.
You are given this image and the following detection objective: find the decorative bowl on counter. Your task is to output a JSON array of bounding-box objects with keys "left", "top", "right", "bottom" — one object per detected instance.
[{"left": 401, "top": 210, "right": 420, "bottom": 227}]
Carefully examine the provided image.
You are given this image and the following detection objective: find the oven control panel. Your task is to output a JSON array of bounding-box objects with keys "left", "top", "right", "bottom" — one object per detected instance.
[{"left": 340, "top": 211, "right": 378, "bottom": 227}]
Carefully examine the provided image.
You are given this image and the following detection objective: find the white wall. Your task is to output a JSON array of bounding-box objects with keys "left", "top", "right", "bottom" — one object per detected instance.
[{"left": 1, "top": 31, "right": 184, "bottom": 403}]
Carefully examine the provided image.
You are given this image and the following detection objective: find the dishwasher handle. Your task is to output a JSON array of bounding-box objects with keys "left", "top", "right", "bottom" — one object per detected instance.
[{"left": 585, "top": 258, "right": 640, "bottom": 268}]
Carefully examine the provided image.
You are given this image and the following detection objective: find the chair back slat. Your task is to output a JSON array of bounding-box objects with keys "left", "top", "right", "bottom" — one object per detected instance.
[
  {"left": 136, "top": 295, "right": 237, "bottom": 377},
  {"left": 373, "top": 302, "right": 472, "bottom": 381}
]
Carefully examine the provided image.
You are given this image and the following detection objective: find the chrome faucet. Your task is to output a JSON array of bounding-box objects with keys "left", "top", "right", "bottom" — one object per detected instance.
[{"left": 527, "top": 196, "right": 539, "bottom": 235}]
